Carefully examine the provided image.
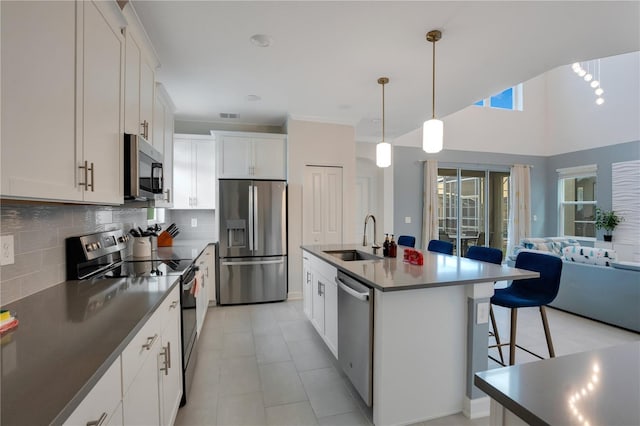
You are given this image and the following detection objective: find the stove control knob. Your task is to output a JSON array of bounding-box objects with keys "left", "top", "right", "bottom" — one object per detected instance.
[
  {"left": 85, "top": 243, "right": 92, "bottom": 252},
  {"left": 96, "top": 242, "right": 102, "bottom": 249},
  {"left": 118, "top": 236, "right": 125, "bottom": 243}
]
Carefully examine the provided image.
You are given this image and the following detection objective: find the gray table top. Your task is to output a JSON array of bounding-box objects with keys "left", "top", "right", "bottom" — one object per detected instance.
[
  {"left": 475, "top": 342, "right": 640, "bottom": 426},
  {"left": 0, "top": 275, "right": 180, "bottom": 426},
  {"left": 301, "top": 244, "right": 538, "bottom": 291}
]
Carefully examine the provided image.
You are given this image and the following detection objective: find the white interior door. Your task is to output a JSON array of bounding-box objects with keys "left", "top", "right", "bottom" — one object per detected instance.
[{"left": 303, "top": 166, "right": 343, "bottom": 245}]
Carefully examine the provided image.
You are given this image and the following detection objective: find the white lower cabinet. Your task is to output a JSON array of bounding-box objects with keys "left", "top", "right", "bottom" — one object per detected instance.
[
  {"left": 204, "top": 245, "right": 217, "bottom": 305},
  {"left": 122, "top": 340, "right": 161, "bottom": 425},
  {"left": 303, "top": 251, "right": 338, "bottom": 358},
  {"left": 195, "top": 244, "right": 217, "bottom": 334},
  {"left": 66, "top": 285, "right": 181, "bottom": 426},
  {"left": 158, "top": 287, "right": 182, "bottom": 425},
  {"left": 302, "top": 255, "right": 313, "bottom": 318},
  {"left": 324, "top": 277, "right": 338, "bottom": 356},
  {"left": 63, "top": 358, "right": 122, "bottom": 426},
  {"left": 122, "top": 285, "right": 181, "bottom": 425}
]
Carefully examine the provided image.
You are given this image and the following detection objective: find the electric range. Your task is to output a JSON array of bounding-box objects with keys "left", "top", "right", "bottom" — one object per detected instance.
[{"left": 66, "top": 229, "right": 199, "bottom": 406}]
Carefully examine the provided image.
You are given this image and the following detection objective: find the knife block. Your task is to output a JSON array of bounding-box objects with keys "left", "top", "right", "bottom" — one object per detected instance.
[{"left": 157, "top": 231, "right": 173, "bottom": 247}]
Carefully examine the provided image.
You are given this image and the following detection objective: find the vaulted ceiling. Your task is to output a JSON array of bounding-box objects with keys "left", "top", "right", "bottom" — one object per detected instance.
[{"left": 133, "top": 1, "right": 640, "bottom": 141}]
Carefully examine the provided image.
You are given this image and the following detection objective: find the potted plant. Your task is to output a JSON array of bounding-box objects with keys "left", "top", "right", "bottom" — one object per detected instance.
[{"left": 594, "top": 208, "right": 623, "bottom": 241}]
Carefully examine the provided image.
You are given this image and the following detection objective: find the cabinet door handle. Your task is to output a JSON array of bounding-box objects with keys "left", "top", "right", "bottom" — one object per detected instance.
[
  {"left": 142, "top": 334, "right": 158, "bottom": 350},
  {"left": 165, "top": 188, "right": 171, "bottom": 203},
  {"left": 318, "top": 282, "right": 324, "bottom": 296},
  {"left": 170, "top": 300, "right": 178, "bottom": 309},
  {"left": 306, "top": 272, "right": 310, "bottom": 284},
  {"left": 86, "top": 412, "right": 107, "bottom": 426},
  {"left": 167, "top": 341, "right": 171, "bottom": 369},
  {"left": 79, "top": 161, "right": 89, "bottom": 190},
  {"left": 141, "top": 120, "right": 149, "bottom": 139},
  {"left": 88, "top": 162, "right": 94, "bottom": 192},
  {"left": 160, "top": 342, "right": 170, "bottom": 375}
]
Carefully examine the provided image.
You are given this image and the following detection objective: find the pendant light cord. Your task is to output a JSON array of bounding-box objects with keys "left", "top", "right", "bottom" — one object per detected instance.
[
  {"left": 431, "top": 37, "right": 436, "bottom": 119},
  {"left": 382, "top": 81, "right": 385, "bottom": 142}
]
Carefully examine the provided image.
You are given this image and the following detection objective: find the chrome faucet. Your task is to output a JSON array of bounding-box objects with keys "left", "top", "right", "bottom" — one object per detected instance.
[{"left": 363, "top": 214, "right": 381, "bottom": 250}]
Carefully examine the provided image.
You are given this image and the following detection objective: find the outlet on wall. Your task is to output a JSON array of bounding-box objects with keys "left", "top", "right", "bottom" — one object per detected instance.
[
  {"left": 191, "top": 218, "right": 198, "bottom": 227},
  {"left": 1, "top": 235, "right": 15, "bottom": 266},
  {"left": 476, "top": 302, "right": 489, "bottom": 324}
]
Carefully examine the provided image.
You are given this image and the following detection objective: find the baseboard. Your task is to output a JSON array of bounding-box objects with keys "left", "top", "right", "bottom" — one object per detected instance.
[
  {"left": 287, "top": 291, "right": 303, "bottom": 300},
  {"left": 463, "top": 396, "right": 490, "bottom": 419}
]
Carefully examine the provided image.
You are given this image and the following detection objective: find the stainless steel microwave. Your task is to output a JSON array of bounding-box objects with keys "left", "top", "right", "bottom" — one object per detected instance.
[{"left": 124, "top": 134, "right": 163, "bottom": 200}]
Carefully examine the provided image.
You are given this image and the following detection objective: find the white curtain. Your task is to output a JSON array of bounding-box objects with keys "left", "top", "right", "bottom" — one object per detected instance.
[
  {"left": 507, "top": 164, "right": 532, "bottom": 256},
  {"left": 421, "top": 160, "right": 439, "bottom": 250}
]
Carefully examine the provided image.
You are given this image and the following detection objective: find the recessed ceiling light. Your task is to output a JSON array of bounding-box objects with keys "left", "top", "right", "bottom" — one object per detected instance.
[
  {"left": 250, "top": 34, "right": 272, "bottom": 47},
  {"left": 246, "top": 94, "right": 261, "bottom": 101}
]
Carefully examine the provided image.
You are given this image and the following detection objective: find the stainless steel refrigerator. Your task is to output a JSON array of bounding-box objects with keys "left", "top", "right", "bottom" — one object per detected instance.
[{"left": 217, "top": 179, "right": 287, "bottom": 304}]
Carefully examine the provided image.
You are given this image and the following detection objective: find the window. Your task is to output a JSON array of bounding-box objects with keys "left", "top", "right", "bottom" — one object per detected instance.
[
  {"left": 437, "top": 168, "right": 510, "bottom": 257},
  {"left": 474, "top": 84, "right": 523, "bottom": 111},
  {"left": 557, "top": 165, "right": 597, "bottom": 238}
]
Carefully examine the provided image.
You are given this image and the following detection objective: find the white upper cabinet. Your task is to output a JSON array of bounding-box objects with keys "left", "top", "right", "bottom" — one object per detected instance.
[
  {"left": 123, "top": 4, "right": 158, "bottom": 146},
  {"left": 173, "top": 135, "right": 216, "bottom": 209},
  {"left": 154, "top": 83, "right": 175, "bottom": 207},
  {"left": 81, "top": 0, "right": 125, "bottom": 204},
  {"left": 216, "top": 132, "right": 287, "bottom": 180},
  {"left": 1, "top": 0, "right": 124, "bottom": 204}
]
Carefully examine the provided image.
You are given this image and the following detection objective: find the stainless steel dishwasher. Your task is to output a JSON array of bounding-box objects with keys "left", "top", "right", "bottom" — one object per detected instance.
[{"left": 336, "top": 270, "right": 374, "bottom": 406}]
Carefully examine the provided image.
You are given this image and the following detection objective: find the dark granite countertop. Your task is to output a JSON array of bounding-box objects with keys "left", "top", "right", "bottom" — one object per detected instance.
[
  {"left": 0, "top": 275, "right": 180, "bottom": 426},
  {"left": 302, "top": 244, "right": 538, "bottom": 291},
  {"left": 475, "top": 342, "right": 640, "bottom": 426}
]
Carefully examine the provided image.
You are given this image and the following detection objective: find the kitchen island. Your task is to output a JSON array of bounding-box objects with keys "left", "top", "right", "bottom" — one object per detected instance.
[
  {"left": 301, "top": 244, "right": 539, "bottom": 426},
  {"left": 475, "top": 341, "right": 640, "bottom": 426}
]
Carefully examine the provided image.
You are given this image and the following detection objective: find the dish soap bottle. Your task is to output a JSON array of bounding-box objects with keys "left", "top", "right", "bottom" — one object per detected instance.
[
  {"left": 389, "top": 234, "right": 397, "bottom": 258},
  {"left": 383, "top": 234, "right": 390, "bottom": 257}
]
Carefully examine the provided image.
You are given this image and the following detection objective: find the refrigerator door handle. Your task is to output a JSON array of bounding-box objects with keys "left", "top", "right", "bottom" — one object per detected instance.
[
  {"left": 221, "top": 259, "right": 285, "bottom": 266},
  {"left": 253, "top": 184, "right": 259, "bottom": 252},
  {"left": 248, "top": 185, "right": 254, "bottom": 251}
]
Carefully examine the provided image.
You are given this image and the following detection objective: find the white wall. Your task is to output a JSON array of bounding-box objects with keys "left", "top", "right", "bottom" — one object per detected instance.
[
  {"left": 392, "top": 51, "right": 640, "bottom": 157},
  {"left": 356, "top": 142, "right": 388, "bottom": 237},
  {"left": 286, "top": 119, "right": 356, "bottom": 299},
  {"left": 393, "top": 74, "right": 547, "bottom": 155},
  {"left": 546, "top": 51, "right": 640, "bottom": 155}
]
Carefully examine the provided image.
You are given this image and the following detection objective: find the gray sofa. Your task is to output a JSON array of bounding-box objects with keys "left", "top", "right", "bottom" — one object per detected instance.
[
  {"left": 549, "top": 261, "right": 639, "bottom": 332},
  {"left": 507, "top": 238, "right": 640, "bottom": 333}
]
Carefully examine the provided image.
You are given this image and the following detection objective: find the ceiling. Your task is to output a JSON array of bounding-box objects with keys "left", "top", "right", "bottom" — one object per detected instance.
[{"left": 132, "top": 1, "right": 640, "bottom": 142}]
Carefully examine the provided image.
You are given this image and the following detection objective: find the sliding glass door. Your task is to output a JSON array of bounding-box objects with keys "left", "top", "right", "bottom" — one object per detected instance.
[{"left": 437, "top": 168, "right": 509, "bottom": 258}]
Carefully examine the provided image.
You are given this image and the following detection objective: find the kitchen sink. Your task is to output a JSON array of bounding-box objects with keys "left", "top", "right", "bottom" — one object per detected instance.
[{"left": 323, "top": 249, "right": 381, "bottom": 261}]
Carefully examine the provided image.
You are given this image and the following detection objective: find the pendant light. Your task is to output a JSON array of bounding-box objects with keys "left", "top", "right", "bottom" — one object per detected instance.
[
  {"left": 423, "top": 30, "right": 443, "bottom": 154},
  {"left": 376, "top": 77, "right": 391, "bottom": 168}
]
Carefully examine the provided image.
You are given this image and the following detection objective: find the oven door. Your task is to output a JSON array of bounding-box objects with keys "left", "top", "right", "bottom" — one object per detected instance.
[{"left": 180, "top": 265, "right": 198, "bottom": 405}]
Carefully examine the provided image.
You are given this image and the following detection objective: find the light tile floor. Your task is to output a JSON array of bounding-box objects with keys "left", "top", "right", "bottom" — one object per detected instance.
[{"left": 176, "top": 299, "right": 639, "bottom": 426}]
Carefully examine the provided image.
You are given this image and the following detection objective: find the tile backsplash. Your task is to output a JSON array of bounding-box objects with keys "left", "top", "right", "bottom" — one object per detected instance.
[
  {"left": 0, "top": 203, "right": 150, "bottom": 304},
  {"left": 169, "top": 209, "right": 217, "bottom": 241}
]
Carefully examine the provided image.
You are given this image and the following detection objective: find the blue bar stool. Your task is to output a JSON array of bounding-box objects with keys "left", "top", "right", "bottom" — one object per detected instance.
[
  {"left": 466, "top": 245, "right": 504, "bottom": 363},
  {"left": 397, "top": 235, "right": 416, "bottom": 248},
  {"left": 489, "top": 251, "right": 563, "bottom": 365},
  {"left": 427, "top": 239, "right": 454, "bottom": 255}
]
